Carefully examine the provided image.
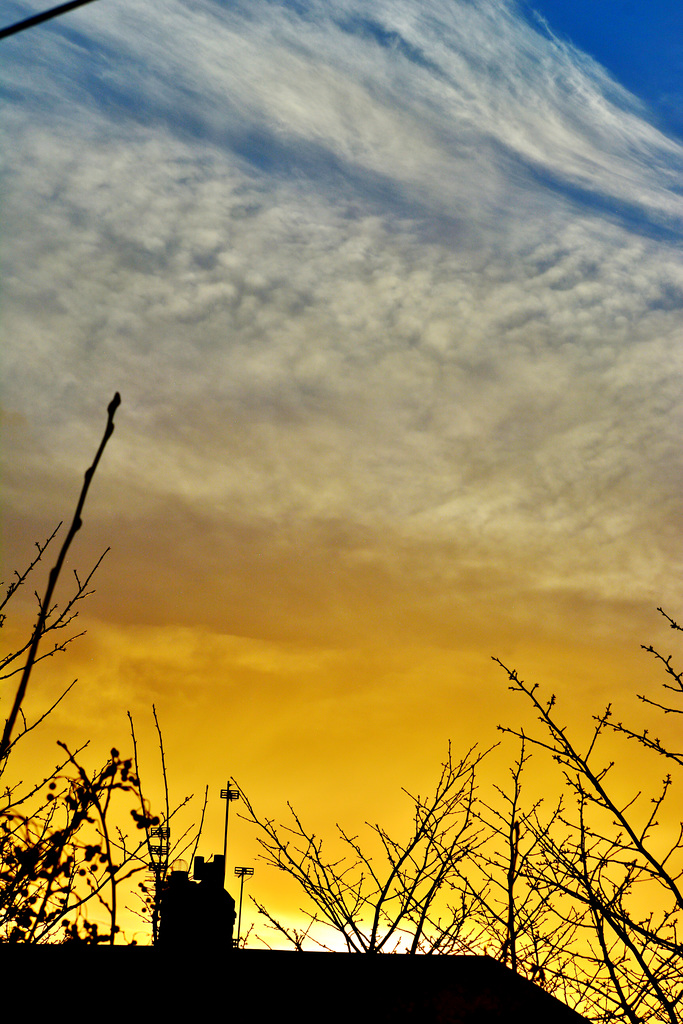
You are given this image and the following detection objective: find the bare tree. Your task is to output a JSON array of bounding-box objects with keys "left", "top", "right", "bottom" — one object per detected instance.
[
  {"left": 0, "top": 393, "right": 120, "bottom": 764},
  {"left": 238, "top": 608, "right": 683, "bottom": 1023},
  {"left": 240, "top": 743, "right": 491, "bottom": 953},
  {"left": 461, "top": 738, "right": 621, "bottom": 1012},
  {"left": 128, "top": 706, "right": 208, "bottom": 944},
  {"left": 0, "top": 394, "right": 167, "bottom": 943},
  {"left": 493, "top": 608, "right": 683, "bottom": 1022}
]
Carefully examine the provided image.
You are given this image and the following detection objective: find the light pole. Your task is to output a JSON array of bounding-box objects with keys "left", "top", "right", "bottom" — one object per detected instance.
[
  {"left": 148, "top": 825, "right": 170, "bottom": 946},
  {"left": 220, "top": 781, "right": 240, "bottom": 885},
  {"left": 234, "top": 866, "right": 254, "bottom": 947},
  {"left": 148, "top": 825, "right": 170, "bottom": 871}
]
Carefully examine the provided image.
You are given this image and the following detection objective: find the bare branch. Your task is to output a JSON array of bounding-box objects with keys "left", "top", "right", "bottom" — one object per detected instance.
[{"left": 0, "top": 393, "right": 121, "bottom": 762}]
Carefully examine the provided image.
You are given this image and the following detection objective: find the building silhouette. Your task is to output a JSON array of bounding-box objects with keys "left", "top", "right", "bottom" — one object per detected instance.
[
  {"left": 9, "top": 945, "right": 591, "bottom": 1022},
  {"left": 158, "top": 854, "right": 236, "bottom": 950},
  {"left": 5, "top": 856, "right": 592, "bottom": 1022}
]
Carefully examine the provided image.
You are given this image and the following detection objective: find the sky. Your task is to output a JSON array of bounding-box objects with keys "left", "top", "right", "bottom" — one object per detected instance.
[{"left": 1, "top": 0, "right": 682, "bottom": 944}]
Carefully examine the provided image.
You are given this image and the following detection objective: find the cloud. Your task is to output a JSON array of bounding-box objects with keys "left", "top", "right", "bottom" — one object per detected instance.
[
  {"left": 5, "top": 0, "right": 683, "bottom": 217},
  {"left": 1, "top": 0, "right": 682, "bottom": 631}
]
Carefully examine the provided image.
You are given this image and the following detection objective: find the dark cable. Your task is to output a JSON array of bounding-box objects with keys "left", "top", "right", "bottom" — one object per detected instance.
[{"left": 0, "top": 0, "right": 102, "bottom": 40}]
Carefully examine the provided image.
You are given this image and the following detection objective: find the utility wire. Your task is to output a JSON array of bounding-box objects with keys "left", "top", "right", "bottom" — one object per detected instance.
[{"left": 0, "top": 0, "right": 102, "bottom": 39}]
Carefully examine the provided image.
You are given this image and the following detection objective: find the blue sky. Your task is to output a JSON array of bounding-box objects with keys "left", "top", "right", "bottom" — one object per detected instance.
[
  {"left": 526, "top": 1, "right": 683, "bottom": 137},
  {"left": 7, "top": 0, "right": 681, "bottom": 135}
]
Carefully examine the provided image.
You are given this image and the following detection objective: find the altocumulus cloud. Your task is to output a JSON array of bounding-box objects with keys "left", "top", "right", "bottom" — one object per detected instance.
[{"left": 1, "top": 0, "right": 682, "bottom": 625}]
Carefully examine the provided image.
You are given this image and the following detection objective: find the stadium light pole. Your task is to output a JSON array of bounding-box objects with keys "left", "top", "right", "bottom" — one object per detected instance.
[{"left": 220, "top": 781, "right": 240, "bottom": 885}]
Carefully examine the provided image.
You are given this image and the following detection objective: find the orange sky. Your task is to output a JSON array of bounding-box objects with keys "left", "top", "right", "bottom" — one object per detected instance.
[{"left": 2, "top": 440, "right": 677, "bottom": 944}]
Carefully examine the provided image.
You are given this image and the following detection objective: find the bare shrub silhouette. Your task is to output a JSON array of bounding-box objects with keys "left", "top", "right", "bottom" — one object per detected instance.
[
  {"left": 128, "top": 706, "right": 208, "bottom": 944},
  {"left": 240, "top": 744, "right": 491, "bottom": 953},
  {"left": 492, "top": 608, "right": 683, "bottom": 1022},
  {"left": 0, "top": 395, "right": 167, "bottom": 942}
]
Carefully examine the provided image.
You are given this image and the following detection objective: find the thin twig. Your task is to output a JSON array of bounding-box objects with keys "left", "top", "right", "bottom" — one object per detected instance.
[{"left": 0, "top": 393, "right": 121, "bottom": 762}]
